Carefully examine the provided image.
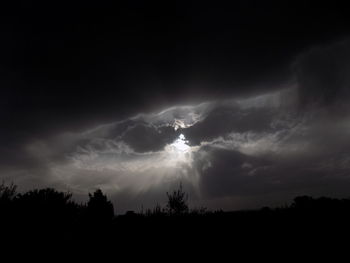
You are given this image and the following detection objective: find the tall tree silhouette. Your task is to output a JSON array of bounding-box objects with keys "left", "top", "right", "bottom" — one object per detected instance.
[{"left": 87, "top": 189, "right": 114, "bottom": 222}]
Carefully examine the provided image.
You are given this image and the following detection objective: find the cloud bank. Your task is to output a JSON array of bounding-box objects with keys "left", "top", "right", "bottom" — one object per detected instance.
[{"left": 3, "top": 39, "right": 350, "bottom": 213}]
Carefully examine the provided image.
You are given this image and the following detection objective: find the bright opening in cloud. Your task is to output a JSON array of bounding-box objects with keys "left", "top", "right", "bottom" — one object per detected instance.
[
  {"left": 164, "top": 133, "right": 194, "bottom": 166},
  {"left": 171, "top": 134, "right": 190, "bottom": 152}
]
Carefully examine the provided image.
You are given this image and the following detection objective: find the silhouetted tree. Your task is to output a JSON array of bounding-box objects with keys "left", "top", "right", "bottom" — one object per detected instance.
[
  {"left": 10, "top": 187, "right": 82, "bottom": 241},
  {"left": 291, "top": 195, "right": 315, "bottom": 210},
  {"left": 0, "top": 182, "right": 17, "bottom": 222},
  {"left": 0, "top": 182, "right": 17, "bottom": 203},
  {"left": 16, "top": 188, "right": 78, "bottom": 223},
  {"left": 87, "top": 189, "right": 114, "bottom": 222},
  {"left": 166, "top": 183, "right": 189, "bottom": 215}
]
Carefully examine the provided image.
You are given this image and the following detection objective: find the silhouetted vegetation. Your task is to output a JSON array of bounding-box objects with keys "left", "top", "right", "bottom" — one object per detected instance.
[
  {"left": 87, "top": 189, "right": 114, "bottom": 223},
  {"left": 166, "top": 183, "right": 189, "bottom": 215},
  {"left": 1, "top": 181, "right": 350, "bottom": 253}
]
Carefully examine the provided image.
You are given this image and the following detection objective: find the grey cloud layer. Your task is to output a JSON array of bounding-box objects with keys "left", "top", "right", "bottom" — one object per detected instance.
[{"left": 3, "top": 39, "right": 350, "bottom": 212}]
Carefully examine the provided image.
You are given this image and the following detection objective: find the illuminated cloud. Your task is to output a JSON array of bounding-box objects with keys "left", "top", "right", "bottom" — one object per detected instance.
[
  {"left": 19, "top": 88, "right": 297, "bottom": 197},
  {"left": 4, "top": 39, "right": 350, "bottom": 212},
  {"left": 4, "top": 79, "right": 350, "bottom": 212},
  {"left": 2, "top": 3, "right": 350, "bottom": 214}
]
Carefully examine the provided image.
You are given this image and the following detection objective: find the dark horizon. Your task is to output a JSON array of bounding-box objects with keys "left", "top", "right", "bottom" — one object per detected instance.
[
  {"left": 2, "top": 0, "right": 350, "bottom": 213},
  {"left": 2, "top": 180, "right": 350, "bottom": 257}
]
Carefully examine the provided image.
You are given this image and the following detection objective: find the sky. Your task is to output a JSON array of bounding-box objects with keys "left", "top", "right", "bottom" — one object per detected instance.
[{"left": 2, "top": 1, "right": 350, "bottom": 213}]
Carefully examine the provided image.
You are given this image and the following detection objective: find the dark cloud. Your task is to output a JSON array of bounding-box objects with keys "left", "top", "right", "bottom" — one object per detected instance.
[
  {"left": 195, "top": 137, "right": 350, "bottom": 207},
  {"left": 121, "top": 124, "right": 178, "bottom": 153},
  {"left": 1, "top": 0, "right": 350, "bottom": 143},
  {"left": 295, "top": 39, "right": 350, "bottom": 109},
  {"left": 195, "top": 147, "right": 272, "bottom": 198},
  {"left": 2, "top": 1, "right": 350, "bottom": 212}
]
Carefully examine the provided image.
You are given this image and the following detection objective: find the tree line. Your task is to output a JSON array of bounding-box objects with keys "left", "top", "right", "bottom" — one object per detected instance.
[{"left": 2, "top": 181, "right": 350, "bottom": 247}]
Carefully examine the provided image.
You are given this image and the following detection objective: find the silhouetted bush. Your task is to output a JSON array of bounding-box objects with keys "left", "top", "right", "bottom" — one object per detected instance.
[
  {"left": 2, "top": 180, "right": 350, "bottom": 250},
  {"left": 291, "top": 195, "right": 315, "bottom": 210},
  {"left": 190, "top": 206, "right": 208, "bottom": 215},
  {"left": 166, "top": 183, "right": 189, "bottom": 215},
  {"left": 16, "top": 188, "right": 80, "bottom": 227},
  {"left": 145, "top": 203, "right": 167, "bottom": 217},
  {"left": 0, "top": 182, "right": 17, "bottom": 222},
  {"left": 0, "top": 181, "right": 17, "bottom": 202}
]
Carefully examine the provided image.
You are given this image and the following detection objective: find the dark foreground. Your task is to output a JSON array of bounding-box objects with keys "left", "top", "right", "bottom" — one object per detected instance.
[{"left": 1, "top": 184, "right": 349, "bottom": 258}]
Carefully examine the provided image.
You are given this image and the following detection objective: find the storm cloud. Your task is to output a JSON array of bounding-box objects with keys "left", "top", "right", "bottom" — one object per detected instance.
[
  {"left": 2, "top": 2, "right": 350, "bottom": 212},
  {"left": 4, "top": 38, "right": 350, "bottom": 212}
]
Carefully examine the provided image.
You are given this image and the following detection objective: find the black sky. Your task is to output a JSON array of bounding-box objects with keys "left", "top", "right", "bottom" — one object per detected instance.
[
  {"left": 2, "top": 0, "right": 350, "bottom": 211},
  {"left": 1, "top": 1, "right": 349, "bottom": 134}
]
